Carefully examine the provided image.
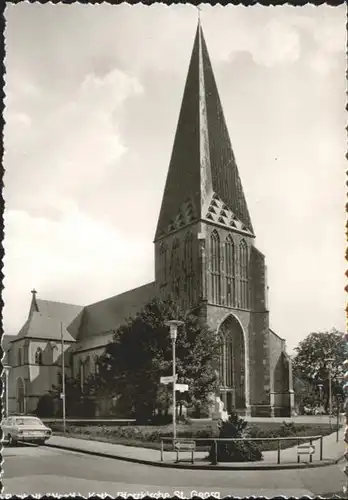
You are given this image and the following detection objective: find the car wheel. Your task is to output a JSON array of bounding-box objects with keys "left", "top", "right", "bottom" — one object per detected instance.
[
  {"left": 37, "top": 440, "right": 45, "bottom": 446},
  {"left": 7, "top": 434, "right": 17, "bottom": 447}
]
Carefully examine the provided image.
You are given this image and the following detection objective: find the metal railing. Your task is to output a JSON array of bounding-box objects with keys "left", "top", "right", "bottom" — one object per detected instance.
[{"left": 160, "top": 435, "right": 324, "bottom": 465}]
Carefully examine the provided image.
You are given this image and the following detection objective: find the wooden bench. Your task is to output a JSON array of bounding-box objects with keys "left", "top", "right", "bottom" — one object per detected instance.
[{"left": 174, "top": 440, "right": 196, "bottom": 464}]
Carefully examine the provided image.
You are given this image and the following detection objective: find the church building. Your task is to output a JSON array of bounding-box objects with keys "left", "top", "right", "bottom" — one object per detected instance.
[{"left": 4, "top": 22, "right": 294, "bottom": 418}]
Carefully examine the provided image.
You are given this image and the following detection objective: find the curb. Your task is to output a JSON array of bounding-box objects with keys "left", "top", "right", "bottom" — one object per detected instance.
[{"left": 44, "top": 442, "right": 343, "bottom": 471}]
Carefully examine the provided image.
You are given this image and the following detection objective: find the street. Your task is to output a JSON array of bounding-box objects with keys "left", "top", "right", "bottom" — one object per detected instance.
[{"left": 2, "top": 444, "right": 347, "bottom": 498}]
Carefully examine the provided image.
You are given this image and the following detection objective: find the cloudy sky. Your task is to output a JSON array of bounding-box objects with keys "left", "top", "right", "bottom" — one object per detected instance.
[{"left": 4, "top": 3, "right": 346, "bottom": 352}]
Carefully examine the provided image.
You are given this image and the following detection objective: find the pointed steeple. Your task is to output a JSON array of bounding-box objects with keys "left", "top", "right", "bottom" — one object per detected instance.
[{"left": 155, "top": 23, "right": 254, "bottom": 240}]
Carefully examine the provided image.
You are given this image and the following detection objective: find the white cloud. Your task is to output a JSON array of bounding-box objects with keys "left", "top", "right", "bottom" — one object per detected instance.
[
  {"left": 252, "top": 20, "right": 301, "bottom": 67},
  {"left": 3, "top": 206, "right": 154, "bottom": 334},
  {"left": 4, "top": 67, "right": 144, "bottom": 216}
]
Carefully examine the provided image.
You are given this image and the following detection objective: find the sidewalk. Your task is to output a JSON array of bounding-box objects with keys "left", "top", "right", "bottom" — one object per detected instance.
[{"left": 45, "top": 427, "right": 346, "bottom": 470}]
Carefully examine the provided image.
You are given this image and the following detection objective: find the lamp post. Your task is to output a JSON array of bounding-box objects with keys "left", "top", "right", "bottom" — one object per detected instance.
[
  {"left": 165, "top": 320, "right": 184, "bottom": 441},
  {"left": 60, "top": 322, "right": 66, "bottom": 435},
  {"left": 335, "top": 375, "right": 344, "bottom": 441},
  {"left": 3, "top": 365, "right": 11, "bottom": 417},
  {"left": 318, "top": 383, "right": 323, "bottom": 401},
  {"left": 327, "top": 357, "right": 335, "bottom": 429}
]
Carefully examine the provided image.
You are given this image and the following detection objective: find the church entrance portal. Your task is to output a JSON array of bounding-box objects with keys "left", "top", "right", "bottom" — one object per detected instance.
[{"left": 218, "top": 316, "right": 246, "bottom": 413}]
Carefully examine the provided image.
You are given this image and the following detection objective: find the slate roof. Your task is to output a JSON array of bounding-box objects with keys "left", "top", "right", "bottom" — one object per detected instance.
[
  {"left": 77, "top": 282, "right": 157, "bottom": 340},
  {"left": 13, "top": 312, "right": 76, "bottom": 343},
  {"left": 269, "top": 328, "right": 285, "bottom": 343},
  {"left": 72, "top": 333, "right": 115, "bottom": 354},
  {"left": 35, "top": 298, "right": 83, "bottom": 322},
  {"left": 155, "top": 22, "right": 253, "bottom": 240}
]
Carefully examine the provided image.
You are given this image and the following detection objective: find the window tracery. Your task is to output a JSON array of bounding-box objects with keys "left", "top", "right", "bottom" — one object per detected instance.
[
  {"left": 184, "top": 232, "right": 194, "bottom": 305},
  {"left": 240, "top": 239, "right": 249, "bottom": 309},
  {"left": 210, "top": 230, "right": 221, "bottom": 304},
  {"left": 225, "top": 235, "right": 235, "bottom": 307}
]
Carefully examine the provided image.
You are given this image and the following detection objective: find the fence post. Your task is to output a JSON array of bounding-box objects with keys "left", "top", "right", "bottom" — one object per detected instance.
[
  {"left": 297, "top": 438, "right": 300, "bottom": 464},
  {"left": 160, "top": 440, "right": 164, "bottom": 462},
  {"left": 320, "top": 435, "right": 323, "bottom": 461},
  {"left": 277, "top": 439, "right": 281, "bottom": 464},
  {"left": 309, "top": 438, "right": 313, "bottom": 463}
]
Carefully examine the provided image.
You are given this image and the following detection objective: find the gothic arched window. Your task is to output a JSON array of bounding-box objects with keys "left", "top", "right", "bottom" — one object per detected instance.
[
  {"left": 225, "top": 235, "right": 235, "bottom": 307},
  {"left": 171, "top": 238, "right": 180, "bottom": 297},
  {"left": 35, "top": 348, "right": 43, "bottom": 365},
  {"left": 240, "top": 239, "right": 249, "bottom": 309},
  {"left": 210, "top": 230, "right": 221, "bottom": 304},
  {"left": 218, "top": 333, "right": 234, "bottom": 388},
  {"left": 23, "top": 339, "right": 29, "bottom": 365},
  {"left": 85, "top": 356, "right": 91, "bottom": 378},
  {"left": 160, "top": 242, "right": 168, "bottom": 285},
  {"left": 17, "top": 348, "right": 22, "bottom": 366},
  {"left": 184, "top": 231, "right": 194, "bottom": 305}
]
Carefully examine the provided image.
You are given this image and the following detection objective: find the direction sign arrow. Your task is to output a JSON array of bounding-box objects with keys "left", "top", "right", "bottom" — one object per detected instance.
[
  {"left": 297, "top": 445, "right": 315, "bottom": 455},
  {"left": 160, "top": 375, "right": 178, "bottom": 385}
]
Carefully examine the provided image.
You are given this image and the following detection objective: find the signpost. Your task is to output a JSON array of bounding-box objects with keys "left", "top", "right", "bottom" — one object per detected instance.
[
  {"left": 160, "top": 375, "right": 178, "bottom": 385},
  {"left": 175, "top": 384, "right": 189, "bottom": 393},
  {"left": 297, "top": 444, "right": 315, "bottom": 455},
  {"left": 174, "top": 440, "right": 196, "bottom": 464},
  {"left": 297, "top": 444, "right": 315, "bottom": 463}
]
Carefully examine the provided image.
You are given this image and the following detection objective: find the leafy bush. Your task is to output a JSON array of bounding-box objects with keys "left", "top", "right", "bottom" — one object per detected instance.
[
  {"left": 36, "top": 394, "right": 55, "bottom": 418},
  {"left": 209, "top": 412, "right": 263, "bottom": 462}
]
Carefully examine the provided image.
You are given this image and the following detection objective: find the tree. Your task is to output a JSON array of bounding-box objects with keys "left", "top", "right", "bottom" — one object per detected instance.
[
  {"left": 92, "top": 297, "right": 220, "bottom": 421},
  {"left": 292, "top": 329, "right": 346, "bottom": 411},
  {"left": 49, "top": 375, "right": 96, "bottom": 418},
  {"left": 209, "top": 412, "right": 263, "bottom": 462}
]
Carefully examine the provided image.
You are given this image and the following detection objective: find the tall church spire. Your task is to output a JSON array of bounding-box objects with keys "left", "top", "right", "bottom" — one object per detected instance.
[{"left": 155, "top": 23, "right": 254, "bottom": 240}]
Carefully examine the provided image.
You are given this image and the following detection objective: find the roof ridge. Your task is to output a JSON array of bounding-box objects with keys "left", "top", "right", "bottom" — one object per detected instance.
[
  {"left": 36, "top": 298, "right": 84, "bottom": 308},
  {"left": 85, "top": 281, "right": 156, "bottom": 308}
]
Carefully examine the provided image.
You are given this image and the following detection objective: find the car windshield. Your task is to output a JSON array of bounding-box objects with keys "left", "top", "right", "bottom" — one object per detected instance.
[{"left": 15, "top": 418, "right": 43, "bottom": 426}]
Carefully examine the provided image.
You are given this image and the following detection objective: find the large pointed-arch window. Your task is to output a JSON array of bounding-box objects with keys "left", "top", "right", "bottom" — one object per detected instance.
[
  {"left": 218, "top": 333, "right": 234, "bottom": 388},
  {"left": 159, "top": 242, "right": 168, "bottom": 285},
  {"left": 225, "top": 235, "right": 235, "bottom": 307},
  {"left": 210, "top": 230, "right": 221, "bottom": 304},
  {"left": 171, "top": 238, "right": 180, "bottom": 297},
  {"left": 184, "top": 231, "right": 194, "bottom": 306},
  {"left": 240, "top": 239, "right": 249, "bottom": 309}
]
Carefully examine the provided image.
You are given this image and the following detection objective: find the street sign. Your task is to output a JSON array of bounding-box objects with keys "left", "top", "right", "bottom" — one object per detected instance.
[
  {"left": 174, "top": 440, "right": 196, "bottom": 450},
  {"left": 160, "top": 375, "right": 178, "bottom": 385},
  {"left": 297, "top": 444, "right": 315, "bottom": 455},
  {"left": 175, "top": 384, "right": 189, "bottom": 392},
  {"left": 60, "top": 393, "right": 65, "bottom": 399}
]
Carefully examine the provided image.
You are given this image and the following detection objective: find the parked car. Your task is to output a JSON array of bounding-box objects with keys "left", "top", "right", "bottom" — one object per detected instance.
[{"left": 2, "top": 416, "right": 52, "bottom": 446}]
